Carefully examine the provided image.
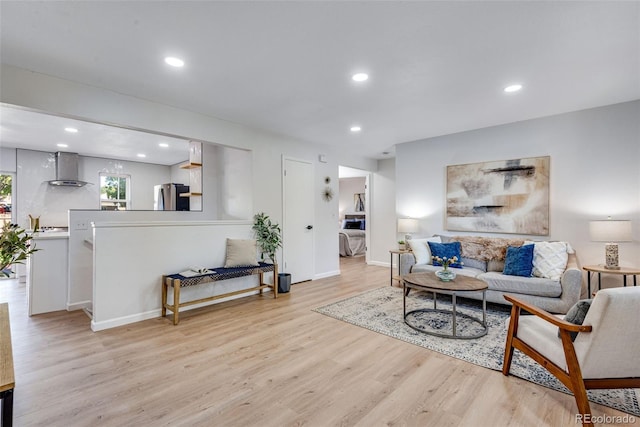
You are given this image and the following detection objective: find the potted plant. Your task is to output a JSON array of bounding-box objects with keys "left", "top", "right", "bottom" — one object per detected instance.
[
  {"left": 398, "top": 240, "right": 406, "bottom": 250},
  {"left": 252, "top": 212, "right": 282, "bottom": 264},
  {"left": 252, "top": 212, "right": 290, "bottom": 293},
  {"left": 1, "top": 222, "right": 39, "bottom": 277}
]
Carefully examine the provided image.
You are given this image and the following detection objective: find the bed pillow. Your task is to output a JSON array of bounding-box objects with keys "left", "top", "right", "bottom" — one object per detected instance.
[
  {"left": 527, "top": 241, "right": 569, "bottom": 280},
  {"left": 224, "top": 239, "right": 260, "bottom": 268},
  {"left": 428, "top": 241, "right": 463, "bottom": 268},
  {"left": 408, "top": 236, "right": 442, "bottom": 265},
  {"left": 503, "top": 244, "right": 534, "bottom": 277},
  {"left": 344, "top": 221, "right": 362, "bottom": 229}
]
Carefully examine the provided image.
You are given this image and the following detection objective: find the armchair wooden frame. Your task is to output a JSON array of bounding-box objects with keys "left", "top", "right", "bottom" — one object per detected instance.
[{"left": 502, "top": 294, "right": 640, "bottom": 427}]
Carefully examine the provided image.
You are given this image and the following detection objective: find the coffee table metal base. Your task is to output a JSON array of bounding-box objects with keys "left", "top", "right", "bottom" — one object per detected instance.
[{"left": 403, "top": 291, "right": 488, "bottom": 340}]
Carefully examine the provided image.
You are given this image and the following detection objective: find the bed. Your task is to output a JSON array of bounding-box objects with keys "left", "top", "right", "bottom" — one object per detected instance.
[{"left": 339, "top": 214, "right": 366, "bottom": 257}]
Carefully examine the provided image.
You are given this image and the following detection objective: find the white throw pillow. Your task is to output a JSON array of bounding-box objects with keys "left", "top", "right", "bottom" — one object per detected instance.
[
  {"left": 528, "top": 241, "right": 569, "bottom": 280},
  {"left": 408, "top": 236, "right": 442, "bottom": 265},
  {"left": 224, "top": 239, "right": 260, "bottom": 268}
]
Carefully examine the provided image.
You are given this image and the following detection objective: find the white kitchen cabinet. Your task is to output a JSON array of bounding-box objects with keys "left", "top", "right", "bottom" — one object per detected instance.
[{"left": 26, "top": 232, "right": 69, "bottom": 315}]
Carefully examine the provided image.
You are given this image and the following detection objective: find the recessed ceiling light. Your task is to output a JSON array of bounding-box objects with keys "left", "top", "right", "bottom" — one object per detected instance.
[
  {"left": 350, "top": 126, "right": 362, "bottom": 132},
  {"left": 57, "top": 143, "right": 68, "bottom": 148},
  {"left": 165, "top": 57, "right": 185, "bottom": 67},
  {"left": 504, "top": 84, "right": 523, "bottom": 93},
  {"left": 352, "top": 73, "right": 368, "bottom": 82},
  {"left": 64, "top": 127, "right": 78, "bottom": 133},
  {"left": 158, "top": 143, "right": 169, "bottom": 148},
  {"left": 137, "top": 153, "right": 146, "bottom": 158}
]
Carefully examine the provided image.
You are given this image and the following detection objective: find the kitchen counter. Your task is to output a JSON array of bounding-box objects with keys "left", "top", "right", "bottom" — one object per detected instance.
[{"left": 31, "top": 231, "right": 70, "bottom": 240}]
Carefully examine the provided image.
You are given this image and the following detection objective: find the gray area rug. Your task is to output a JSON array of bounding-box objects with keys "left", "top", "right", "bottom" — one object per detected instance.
[{"left": 314, "top": 286, "right": 640, "bottom": 416}]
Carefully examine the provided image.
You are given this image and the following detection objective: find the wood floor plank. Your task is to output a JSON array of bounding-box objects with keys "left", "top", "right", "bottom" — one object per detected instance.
[{"left": 0, "top": 256, "right": 634, "bottom": 426}]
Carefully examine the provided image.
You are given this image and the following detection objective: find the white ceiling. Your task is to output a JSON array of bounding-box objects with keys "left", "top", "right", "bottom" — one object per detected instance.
[
  {"left": 0, "top": 105, "right": 190, "bottom": 166},
  {"left": 1, "top": 1, "right": 638, "bottom": 161}
]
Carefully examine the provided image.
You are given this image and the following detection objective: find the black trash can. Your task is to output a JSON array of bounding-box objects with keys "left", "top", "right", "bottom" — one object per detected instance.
[{"left": 278, "top": 273, "right": 291, "bottom": 293}]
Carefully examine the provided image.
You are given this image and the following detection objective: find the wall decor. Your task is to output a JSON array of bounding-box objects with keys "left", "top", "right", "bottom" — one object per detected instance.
[
  {"left": 446, "top": 156, "right": 550, "bottom": 235},
  {"left": 322, "top": 187, "right": 334, "bottom": 202},
  {"left": 354, "top": 193, "right": 365, "bottom": 212}
]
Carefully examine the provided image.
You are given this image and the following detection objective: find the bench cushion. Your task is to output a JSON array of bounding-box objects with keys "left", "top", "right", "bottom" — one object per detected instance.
[{"left": 167, "top": 263, "right": 276, "bottom": 287}]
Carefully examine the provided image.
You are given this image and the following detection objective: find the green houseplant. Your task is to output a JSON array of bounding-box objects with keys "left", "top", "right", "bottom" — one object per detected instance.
[
  {"left": 1, "top": 222, "right": 39, "bottom": 277},
  {"left": 252, "top": 212, "right": 282, "bottom": 264}
]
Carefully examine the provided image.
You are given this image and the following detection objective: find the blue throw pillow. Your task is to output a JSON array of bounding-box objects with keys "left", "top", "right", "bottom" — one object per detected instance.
[
  {"left": 503, "top": 244, "right": 534, "bottom": 277},
  {"left": 428, "top": 241, "right": 463, "bottom": 268}
]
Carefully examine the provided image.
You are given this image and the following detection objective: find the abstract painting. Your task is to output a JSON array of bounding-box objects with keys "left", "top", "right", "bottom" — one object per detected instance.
[
  {"left": 446, "top": 156, "right": 550, "bottom": 235},
  {"left": 354, "top": 193, "right": 365, "bottom": 212}
]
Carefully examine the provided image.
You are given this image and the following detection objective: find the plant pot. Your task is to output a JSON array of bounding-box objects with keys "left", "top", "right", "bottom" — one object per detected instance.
[{"left": 278, "top": 273, "right": 291, "bottom": 293}]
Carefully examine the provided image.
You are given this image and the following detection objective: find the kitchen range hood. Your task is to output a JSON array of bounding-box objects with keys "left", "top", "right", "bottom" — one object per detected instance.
[{"left": 48, "top": 152, "right": 90, "bottom": 187}]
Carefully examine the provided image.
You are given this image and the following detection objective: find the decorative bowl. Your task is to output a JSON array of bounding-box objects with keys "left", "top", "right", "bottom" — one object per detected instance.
[{"left": 435, "top": 269, "right": 456, "bottom": 282}]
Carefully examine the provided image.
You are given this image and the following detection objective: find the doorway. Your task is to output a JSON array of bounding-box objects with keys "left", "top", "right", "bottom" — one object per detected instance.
[{"left": 338, "top": 166, "right": 371, "bottom": 263}]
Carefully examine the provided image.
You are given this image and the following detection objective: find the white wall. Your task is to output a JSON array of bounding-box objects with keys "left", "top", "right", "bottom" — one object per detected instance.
[
  {"left": 0, "top": 148, "right": 16, "bottom": 172},
  {"left": 396, "top": 100, "right": 640, "bottom": 290},
  {"left": 91, "top": 221, "right": 258, "bottom": 331},
  {"left": 338, "top": 177, "right": 365, "bottom": 220},
  {"left": 369, "top": 158, "right": 397, "bottom": 267}
]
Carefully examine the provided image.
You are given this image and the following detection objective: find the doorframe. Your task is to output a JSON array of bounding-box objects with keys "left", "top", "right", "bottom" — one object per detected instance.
[
  {"left": 364, "top": 173, "right": 371, "bottom": 264},
  {"left": 281, "top": 155, "right": 315, "bottom": 280}
]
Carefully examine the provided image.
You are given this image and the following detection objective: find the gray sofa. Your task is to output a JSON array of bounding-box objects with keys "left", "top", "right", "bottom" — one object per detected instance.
[{"left": 399, "top": 235, "right": 582, "bottom": 314}]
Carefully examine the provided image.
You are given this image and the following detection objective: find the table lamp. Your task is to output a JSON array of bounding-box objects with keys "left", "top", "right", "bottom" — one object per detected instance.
[
  {"left": 397, "top": 218, "right": 419, "bottom": 243},
  {"left": 589, "top": 219, "right": 632, "bottom": 269}
]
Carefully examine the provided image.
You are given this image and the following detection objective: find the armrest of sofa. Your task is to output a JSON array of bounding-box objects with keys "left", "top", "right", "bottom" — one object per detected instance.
[
  {"left": 559, "top": 252, "right": 582, "bottom": 307},
  {"left": 399, "top": 252, "right": 416, "bottom": 276}
]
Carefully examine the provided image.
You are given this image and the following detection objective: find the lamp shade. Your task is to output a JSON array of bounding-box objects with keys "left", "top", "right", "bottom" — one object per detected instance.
[
  {"left": 589, "top": 220, "right": 632, "bottom": 242},
  {"left": 397, "top": 218, "right": 419, "bottom": 233}
]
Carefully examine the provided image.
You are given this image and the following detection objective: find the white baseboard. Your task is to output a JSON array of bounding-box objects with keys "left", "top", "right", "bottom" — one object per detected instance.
[
  {"left": 90, "top": 289, "right": 270, "bottom": 331},
  {"left": 368, "top": 260, "right": 390, "bottom": 268},
  {"left": 92, "top": 309, "right": 160, "bottom": 332},
  {"left": 314, "top": 270, "right": 340, "bottom": 280},
  {"left": 67, "top": 300, "right": 91, "bottom": 311}
]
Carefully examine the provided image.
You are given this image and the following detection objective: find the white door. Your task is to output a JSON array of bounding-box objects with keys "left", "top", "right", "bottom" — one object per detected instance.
[{"left": 283, "top": 157, "right": 314, "bottom": 283}]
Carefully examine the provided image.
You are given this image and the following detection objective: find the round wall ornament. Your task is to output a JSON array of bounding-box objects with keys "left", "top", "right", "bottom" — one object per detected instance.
[
  {"left": 322, "top": 186, "right": 334, "bottom": 202},
  {"left": 324, "top": 176, "right": 331, "bottom": 184}
]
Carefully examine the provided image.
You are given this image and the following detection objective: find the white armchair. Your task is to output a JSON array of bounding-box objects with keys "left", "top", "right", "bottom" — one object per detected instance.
[{"left": 502, "top": 287, "right": 640, "bottom": 426}]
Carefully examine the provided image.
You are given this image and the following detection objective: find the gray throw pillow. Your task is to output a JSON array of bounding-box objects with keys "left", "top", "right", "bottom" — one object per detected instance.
[{"left": 559, "top": 299, "right": 592, "bottom": 341}]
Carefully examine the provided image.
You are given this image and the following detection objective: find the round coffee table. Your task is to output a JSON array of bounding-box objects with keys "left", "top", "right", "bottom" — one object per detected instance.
[{"left": 402, "top": 272, "right": 488, "bottom": 339}]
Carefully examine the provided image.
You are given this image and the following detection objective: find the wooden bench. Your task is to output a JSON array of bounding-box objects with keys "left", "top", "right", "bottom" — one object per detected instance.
[
  {"left": 162, "top": 262, "right": 278, "bottom": 325},
  {"left": 0, "top": 303, "right": 14, "bottom": 427}
]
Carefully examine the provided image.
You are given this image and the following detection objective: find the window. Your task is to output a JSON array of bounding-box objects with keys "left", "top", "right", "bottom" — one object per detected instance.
[
  {"left": 100, "top": 174, "right": 130, "bottom": 210},
  {"left": 0, "top": 174, "right": 13, "bottom": 224}
]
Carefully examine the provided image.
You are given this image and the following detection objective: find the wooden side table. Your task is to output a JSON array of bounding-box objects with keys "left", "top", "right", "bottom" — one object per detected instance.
[
  {"left": 583, "top": 264, "right": 640, "bottom": 295},
  {"left": 389, "top": 249, "right": 412, "bottom": 286}
]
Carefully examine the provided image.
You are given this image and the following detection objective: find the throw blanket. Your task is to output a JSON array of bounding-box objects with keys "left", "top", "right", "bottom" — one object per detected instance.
[
  {"left": 452, "top": 236, "right": 525, "bottom": 261},
  {"left": 339, "top": 229, "right": 366, "bottom": 256}
]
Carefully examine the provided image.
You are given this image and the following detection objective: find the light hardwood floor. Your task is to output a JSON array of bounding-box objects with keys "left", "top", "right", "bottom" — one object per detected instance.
[{"left": 0, "top": 257, "right": 634, "bottom": 426}]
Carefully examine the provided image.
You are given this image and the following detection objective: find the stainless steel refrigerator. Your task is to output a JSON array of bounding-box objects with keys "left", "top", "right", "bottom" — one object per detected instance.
[{"left": 153, "top": 183, "right": 190, "bottom": 211}]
